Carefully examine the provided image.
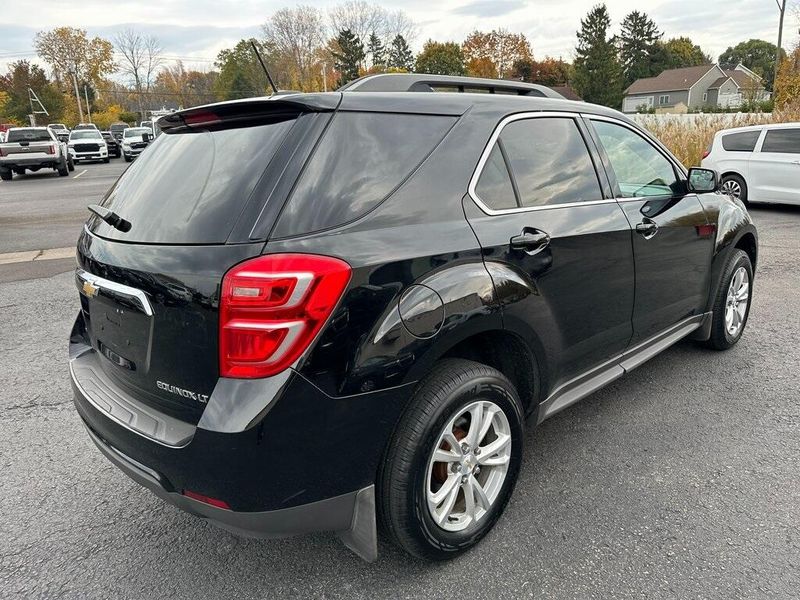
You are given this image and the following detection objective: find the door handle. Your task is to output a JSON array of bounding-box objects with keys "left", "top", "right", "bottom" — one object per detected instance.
[
  {"left": 510, "top": 229, "right": 550, "bottom": 254},
  {"left": 635, "top": 219, "right": 659, "bottom": 239}
]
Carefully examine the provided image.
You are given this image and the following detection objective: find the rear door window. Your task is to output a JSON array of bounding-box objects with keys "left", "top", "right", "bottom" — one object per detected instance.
[
  {"left": 90, "top": 118, "right": 295, "bottom": 244},
  {"left": 273, "top": 112, "right": 456, "bottom": 237},
  {"left": 761, "top": 128, "right": 800, "bottom": 154},
  {"left": 721, "top": 131, "right": 760, "bottom": 152}
]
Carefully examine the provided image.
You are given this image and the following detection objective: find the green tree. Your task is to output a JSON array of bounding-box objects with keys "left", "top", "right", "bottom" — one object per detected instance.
[
  {"left": 214, "top": 38, "right": 273, "bottom": 100},
  {"left": 719, "top": 39, "right": 785, "bottom": 90},
  {"left": 415, "top": 40, "right": 466, "bottom": 75},
  {"left": 657, "top": 37, "right": 712, "bottom": 70},
  {"left": 332, "top": 29, "right": 365, "bottom": 86},
  {"left": 367, "top": 32, "right": 385, "bottom": 70},
  {"left": 573, "top": 4, "right": 623, "bottom": 107},
  {"left": 34, "top": 27, "right": 114, "bottom": 87},
  {"left": 388, "top": 34, "right": 414, "bottom": 71},
  {"left": 618, "top": 11, "right": 662, "bottom": 87}
]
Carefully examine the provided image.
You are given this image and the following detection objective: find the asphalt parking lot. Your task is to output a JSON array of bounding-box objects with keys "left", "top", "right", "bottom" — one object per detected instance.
[{"left": 0, "top": 167, "right": 798, "bottom": 598}]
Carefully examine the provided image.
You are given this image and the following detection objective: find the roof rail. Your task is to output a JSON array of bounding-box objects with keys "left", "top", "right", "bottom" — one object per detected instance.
[{"left": 339, "top": 73, "right": 565, "bottom": 99}]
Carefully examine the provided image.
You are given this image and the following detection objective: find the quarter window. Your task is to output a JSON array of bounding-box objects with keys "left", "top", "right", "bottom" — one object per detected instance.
[
  {"left": 721, "top": 131, "right": 760, "bottom": 152},
  {"left": 475, "top": 117, "right": 602, "bottom": 210},
  {"left": 592, "top": 120, "right": 680, "bottom": 198},
  {"left": 761, "top": 128, "right": 800, "bottom": 154}
]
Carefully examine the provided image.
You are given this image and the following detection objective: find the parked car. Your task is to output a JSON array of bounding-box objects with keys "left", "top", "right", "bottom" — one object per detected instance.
[
  {"left": 47, "top": 123, "right": 70, "bottom": 143},
  {"left": 68, "top": 129, "right": 109, "bottom": 163},
  {"left": 0, "top": 126, "right": 73, "bottom": 180},
  {"left": 73, "top": 123, "right": 99, "bottom": 131},
  {"left": 109, "top": 122, "right": 129, "bottom": 142},
  {"left": 69, "top": 82, "right": 758, "bottom": 563},
  {"left": 702, "top": 122, "right": 800, "bottom": 206},
  {"left": 100, "top": 131, "right": 121, "bottom": 158},
  {"left": 120, "top": 127, "right": 152, "bottom": 161}
]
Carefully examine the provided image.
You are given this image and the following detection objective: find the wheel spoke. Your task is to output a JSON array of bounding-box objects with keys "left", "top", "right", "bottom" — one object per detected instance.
[
  {"left": 476, "top": 405, "right": 499, "bottom": 447},
  {"left": 433, "top": 448, "right": 460, "bottom": 463},
  {"left": 736, "top": 302, "right": 747, "bottom": 321},
  {"left": 470, "top": 475, "right": 491, "bottom": 510},
  {"left": 477, "top": 434, "right": 511, "bottom": 465},
  {"left": 480, "top": 454, "right": 510, "bottom": 467},
  {"left": 465, "top": 402, "right": 484, "bottom": 448},
  {"left": 434, "top": 478, "right": 462, "bottom": 525},
  {"left": 441, "top": 431, "right": 464, "bottom": 456},
  {"left": 463, "top": 478, "right": 477, "bottom": 520},
  {"left": 430, "top": 472, "right": 460, "bottom": 506}
]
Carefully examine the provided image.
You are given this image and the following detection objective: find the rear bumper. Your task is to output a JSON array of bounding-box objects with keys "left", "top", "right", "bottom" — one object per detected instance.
[
  {"left": 81, "top": 420, "right": 376, "bottom": 558},
  {"left": 0, "top": 156, "right": 60, "bottom": 168}
]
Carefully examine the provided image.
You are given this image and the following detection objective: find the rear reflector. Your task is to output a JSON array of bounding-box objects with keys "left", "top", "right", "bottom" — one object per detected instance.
[
  {"left": 183, "top": 490, "right": 231, "bottom": 510},
  {"left": 219, "top": 254, "right": 351, "bottom": 378},
  {"left": 702, "top": 150, "right": 710, "bottom": 159}
]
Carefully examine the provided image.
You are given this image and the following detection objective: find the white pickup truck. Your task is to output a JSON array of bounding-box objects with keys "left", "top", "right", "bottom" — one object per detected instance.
[{"left": 0, "top": 127, "right": 74, "bottom": 181}]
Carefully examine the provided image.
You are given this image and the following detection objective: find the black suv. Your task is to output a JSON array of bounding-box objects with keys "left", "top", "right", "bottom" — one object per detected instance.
[
  {"left": 69, "top": 76, "right": 757, "bottom": 562},
  {"left": 100, "top": 131, "right": 121, "bottom": 158}
]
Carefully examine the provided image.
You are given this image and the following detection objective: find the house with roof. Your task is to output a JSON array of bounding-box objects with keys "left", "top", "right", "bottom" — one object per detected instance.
[{"left": 622, "top": 64, "right": 769, "bottom": 113}]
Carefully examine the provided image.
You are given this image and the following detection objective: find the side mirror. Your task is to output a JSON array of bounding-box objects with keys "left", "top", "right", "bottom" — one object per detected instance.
[
  {"left": 142, "top": 132, "right": 151, "bottom": 143},
  {"left": 687, "top": 168, "right": 719, "bottom": 193}
]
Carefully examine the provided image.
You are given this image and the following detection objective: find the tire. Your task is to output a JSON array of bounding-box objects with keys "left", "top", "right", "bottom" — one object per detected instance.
[
  {"left": 379, "top": 358, "right": 524, "bottom": 560},
  {"left": 124, "top": 154, "right": 131, "bottom": 163},
  {"left": 0, "top": 169, "right": 11, "bottom": 181},
  {"left": 103, "top": 157, "right": 110, "bottom": 163},
  {"left": 721, "top": 174, "right": 748, "bottom": 204},
  {"left": 58, "top": 160, "right": 69, "bottom": 176},
  {"left": 67, "top": 156, "right": 75, "bottom": 171},
  {"left": 704, "top": 249, "right": 753, "bottom": 351}
]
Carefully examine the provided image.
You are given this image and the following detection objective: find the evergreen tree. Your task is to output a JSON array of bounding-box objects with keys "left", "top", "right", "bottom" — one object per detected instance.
[
  {"left": 332, "top": 29, "right": 365, "bottom": 87},
  {"left": 572, "top": 4, "right": 623, "bottom": 108},
  {"left": 388, "top": 35, "right": 414, "bottom": 71},
  {"left": 618, "top": 11, "right": 662, "bottom": 87},
  {"left": 367, "top": 32, "right": 385, "bottom": 70}
]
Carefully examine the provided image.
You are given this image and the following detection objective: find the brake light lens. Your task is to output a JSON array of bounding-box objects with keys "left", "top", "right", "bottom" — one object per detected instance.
[
  {"left": 219, "top": 254, "right": 351, "bottom": 378},
  {"left": 46, "top": 144, "right": 55, "bottom": 155},
  {"left": 183, "top": 490, "right": 231, "bottom": 510}
]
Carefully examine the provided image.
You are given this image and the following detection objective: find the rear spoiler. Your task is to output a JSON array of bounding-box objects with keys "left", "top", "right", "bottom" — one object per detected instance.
[{"left": 159, "top": 94, "right": 341, "bottom": 132}]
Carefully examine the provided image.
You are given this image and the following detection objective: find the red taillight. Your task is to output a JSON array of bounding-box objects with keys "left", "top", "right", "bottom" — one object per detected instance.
[
  {"left": 46, "top": 144, "right": 55, "bottom": 155},
  {"left": 183, "top": 490, "right": 231, "bottom": 510},
  {"left": 702, "top": 150, "right": 710, "bottom": 159},
  {"left": 219, "top": 254, "right": 351, "bottom": 378}
]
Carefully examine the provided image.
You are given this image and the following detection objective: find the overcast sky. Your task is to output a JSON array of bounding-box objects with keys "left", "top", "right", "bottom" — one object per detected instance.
[{"left": 1, "top": 0, "right": 796, "bottom": 75}]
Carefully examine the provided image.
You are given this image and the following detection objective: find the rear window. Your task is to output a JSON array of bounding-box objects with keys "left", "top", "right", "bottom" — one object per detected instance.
[
  {"left": 761, "top": 128, "right": 800, "bottom": 154},
  {"left": 7, "top": 129, "right": 51, "bottom": 142},
  {"left": 721, "top": 131, "right": 760, "bottom": 152},
  {"left": 273, "top": 112, "right": 456, "bottom": 237},
  {"left": 90, "top": 119, "right": 295, "bottom": 244}
]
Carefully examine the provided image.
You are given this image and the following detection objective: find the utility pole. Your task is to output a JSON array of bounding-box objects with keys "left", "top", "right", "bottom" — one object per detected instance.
[
  {"left": 774, "top": 0, "right": 787, "bottom": 93},
  {"left": 28, "top": 87, "right": 49, "bottom": 127},
  {"left": 322, "top": 63, "right": 327, "bottom": 92},
  {"left": 71, "top": 69, "right": 84, "bottom": 123},
  {"left": 84, "top": 85, "right": 92, "bottom": 123}
]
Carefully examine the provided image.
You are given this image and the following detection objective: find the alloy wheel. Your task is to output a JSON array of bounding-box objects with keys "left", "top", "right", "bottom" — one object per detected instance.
[
  {"left": 724, "top": 266, "right": 750, "bottom": 337},
  {"left": 426, "top": 400, "right": 512, "bottom": 532},
  {"left": 721, "top": 179, "right": 742, "bottom": 199}
]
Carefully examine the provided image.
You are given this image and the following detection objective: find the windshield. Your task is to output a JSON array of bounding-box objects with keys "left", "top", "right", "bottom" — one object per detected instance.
[
  {"left": 49, "top": 124, "right": 67, "bottom": 131},
  {"left": 7, "top": 129, "right": 52, "bottom": 142},
  {"left": 124, "top": 128, "right": 150, "bottom": 138},
  {"left": 70, "top": 131, "right": 102, "bottom": 140},
  {"left": 91, "top": 118, "right": 296, "bottom": 244}
]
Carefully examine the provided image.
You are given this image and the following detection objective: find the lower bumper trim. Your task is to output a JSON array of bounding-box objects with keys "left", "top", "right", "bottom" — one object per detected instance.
[{"left": 82, "top": 421, "right": 378, "bottom": 561}]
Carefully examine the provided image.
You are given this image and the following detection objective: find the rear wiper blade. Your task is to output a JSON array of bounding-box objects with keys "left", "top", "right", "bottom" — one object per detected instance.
[{"left": 87, "top": 204, "right": 132, "bottom": 233}]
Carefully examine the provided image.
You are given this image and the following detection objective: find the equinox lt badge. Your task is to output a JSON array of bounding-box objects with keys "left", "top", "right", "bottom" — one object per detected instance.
[{"left": 156, "top": 381, "right": 209, "bottom": 404}]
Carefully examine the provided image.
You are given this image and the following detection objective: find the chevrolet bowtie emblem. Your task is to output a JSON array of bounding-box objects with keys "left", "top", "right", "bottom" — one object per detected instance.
[{"left": 82, "top": 281, "right": 99, "bottom": 298}]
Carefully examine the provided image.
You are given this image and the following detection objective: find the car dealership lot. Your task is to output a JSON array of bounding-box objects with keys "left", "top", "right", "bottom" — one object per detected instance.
[{"left": 0, "top": 183, "right": 798, "bottom": 597}]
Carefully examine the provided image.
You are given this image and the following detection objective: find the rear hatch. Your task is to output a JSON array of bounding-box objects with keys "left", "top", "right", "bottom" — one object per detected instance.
[{"left": 75, "top": 96, "right": 338, "bottom": 423}]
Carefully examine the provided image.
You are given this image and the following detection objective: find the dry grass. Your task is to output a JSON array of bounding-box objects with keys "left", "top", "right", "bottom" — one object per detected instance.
[{"left": 635, "top": 105, "right": 800, "bottom": 167}]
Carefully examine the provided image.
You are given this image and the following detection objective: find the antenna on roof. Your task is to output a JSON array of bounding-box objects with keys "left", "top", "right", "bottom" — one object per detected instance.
[{"left": 250, "top": 40, "right": 279, "bottom": 96}]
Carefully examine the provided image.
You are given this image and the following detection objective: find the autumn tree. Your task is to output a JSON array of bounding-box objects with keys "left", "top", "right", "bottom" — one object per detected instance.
[
  {"left": 573, "top": 4, "right": 623, "bottom": 108},
  {"left": 415, "top": 41, "right": 465, "bottom": 75},
  {"left": 462, "top": 29, "right": 532, "bottom": 78},
  {"left": 774, "top": 46, "right": 800, "bottom": 109},
  {"left": 618, "top": 11, "right": 662, "bottom": 87},
  {"left": 0, "top": 60, "right": 65, "bottom": 124},
  {"left": 656, "top": 37, "right": 712, "bottom": 70},
  {"left": 115, "top": 28, "right": 165, "bottom": 120},
  {"left": 719, "top": 39, "right": 785, "bottom": 90},
  {"left": 34, "top": 27, "right": 114, "bottom": 87},
  {"left": 467, "top": 57, "right": 498, "bottom": 78},
  {"left": 155, "top": 61, "right": 218, "bottom": 107},
  {"left": 262, "top": 6, "right": 327, "bottom": 90},
  {"left": 332, "top": 29, "right": 366, "bottom": 86},
  {"left": 387, "top": 35, "right": 414, "bottom": 71}
]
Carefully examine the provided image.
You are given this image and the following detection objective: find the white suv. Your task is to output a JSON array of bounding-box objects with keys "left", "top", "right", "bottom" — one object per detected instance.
[{"left": 702, "top": 123, "right": 800, "bottom": 206}]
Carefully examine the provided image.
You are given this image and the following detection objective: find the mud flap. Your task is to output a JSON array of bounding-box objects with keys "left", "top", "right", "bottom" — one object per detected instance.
[{"left": 337, "top": 485, "right": 378, "bottom": 562}]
